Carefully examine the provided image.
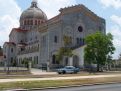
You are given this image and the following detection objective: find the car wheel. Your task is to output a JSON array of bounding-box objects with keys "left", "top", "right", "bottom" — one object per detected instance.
[
  {"left": 58, "top": 72, "right": 61, "bottom": 74},
  {"left": 63, "top": 71, "right": 66, "bottom": 74}
]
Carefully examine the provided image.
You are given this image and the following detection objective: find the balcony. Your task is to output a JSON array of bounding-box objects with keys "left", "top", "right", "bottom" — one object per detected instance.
[{"left": 18, "top": 46, "right": 39, "bottom": 55}]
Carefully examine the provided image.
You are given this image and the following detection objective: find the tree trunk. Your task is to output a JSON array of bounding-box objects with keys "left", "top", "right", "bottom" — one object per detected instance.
[{"left": 97, "top": 63, "right": 100, "bottom": 72}]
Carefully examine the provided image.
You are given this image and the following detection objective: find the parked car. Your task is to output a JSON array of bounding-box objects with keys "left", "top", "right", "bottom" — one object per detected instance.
[{"left": 57, "top": 66, "right": 80, "bottom": 74}]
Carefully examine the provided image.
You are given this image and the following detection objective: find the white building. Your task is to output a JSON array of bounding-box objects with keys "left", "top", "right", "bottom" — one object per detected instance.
[{"left": 3, "top": 0, "right": 105, "bottom": 69}]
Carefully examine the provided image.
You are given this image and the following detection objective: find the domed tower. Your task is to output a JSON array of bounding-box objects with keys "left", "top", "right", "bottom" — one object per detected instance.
[{"left": 20, "top": 0, "right": 47, "bottom": 30}]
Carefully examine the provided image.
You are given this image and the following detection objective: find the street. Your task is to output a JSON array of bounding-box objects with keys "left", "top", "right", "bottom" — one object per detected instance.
[{"left": 39, "top": 83, "right": 121, "bottom": 91}]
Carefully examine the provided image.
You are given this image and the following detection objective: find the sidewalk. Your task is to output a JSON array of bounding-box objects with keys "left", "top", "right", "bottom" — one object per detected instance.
[
  {"left": 30, "top": 68, "right": 57, "bottom": 75},
  {"left": 0, "top": 74, "right": 121, "bottom": 83}
]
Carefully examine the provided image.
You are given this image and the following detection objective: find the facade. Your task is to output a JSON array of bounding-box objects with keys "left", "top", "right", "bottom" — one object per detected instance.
[
  {"left": 3, "top": 0, "right": 105, "bottom": 69},
  {"left": 0, "top": 48, "right": 4, "bottom": 66}
]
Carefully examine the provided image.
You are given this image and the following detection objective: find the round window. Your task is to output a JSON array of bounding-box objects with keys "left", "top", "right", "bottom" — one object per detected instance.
[{"left": 78, "top": 26, "right": 83, "bottom": 32}]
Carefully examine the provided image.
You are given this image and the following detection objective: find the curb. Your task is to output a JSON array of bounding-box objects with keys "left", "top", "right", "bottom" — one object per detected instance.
[{"left": 7, "top": 81, "right": 121, "bottom": 91}]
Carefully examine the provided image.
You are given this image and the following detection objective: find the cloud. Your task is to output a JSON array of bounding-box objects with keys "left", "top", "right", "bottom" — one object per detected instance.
[
  {"left": 99, "top": 0, "right": 121, "bottom": 9},
  {"left": 37, "top": 0, "right": 77, "bottom": 19},
  {"left": 108, "top": 15, "right": 121, "bottom": 59},
  {"left": 0, "top": 0, "right": 21, "bottom": 46},
  {"left": 108, "top": 25, "right": 121, "bottom": 59},
  {"left": 111, "top": 15, "right": 121, "bottom": 27}
]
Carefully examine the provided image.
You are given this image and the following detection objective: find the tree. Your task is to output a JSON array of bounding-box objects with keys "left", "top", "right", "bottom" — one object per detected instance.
[
  {"left": 22, "top": 58, "right": 29, "bottom": 68},
  {"left": 56, "top": 47, "right": 73, "bottom": 62},
  {"left": 56, "top": 36, "right": 73, "bottom": 62},
  {"left": 84, "top": 32, "right": 115, "bottom": 72}
]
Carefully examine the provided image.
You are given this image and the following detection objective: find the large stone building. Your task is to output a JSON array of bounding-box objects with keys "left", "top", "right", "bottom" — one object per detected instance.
[
  {"left": 0, "top": 47, "right": 4, "bottom": 66},
  {"left": 3, "top": 0, "right": 105, "bottom": 69}
]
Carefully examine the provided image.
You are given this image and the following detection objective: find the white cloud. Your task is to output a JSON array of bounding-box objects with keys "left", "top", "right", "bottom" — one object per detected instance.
[
  {"left": 108, "top": 25, "right": 121, "bottom": 59},
  {"left": 0, "top": 0, "right": 21, "bottom": 46},
  {"left": 37, "top": 0, "right": 77, "bottom": 19},
  {"left": 109, "top": 15, "right": 121, "bottom": 59},
  {"left": 111, "top": 15, "right": 121, "bottom": 27},
  {"left": 99, "top": 0, "right": 121, "bottom": 9}
]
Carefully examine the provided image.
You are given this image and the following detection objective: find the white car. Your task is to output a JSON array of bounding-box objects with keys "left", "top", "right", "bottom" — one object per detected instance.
[{"left": 57, "top": 66, "right": 80, "bottom": 74}]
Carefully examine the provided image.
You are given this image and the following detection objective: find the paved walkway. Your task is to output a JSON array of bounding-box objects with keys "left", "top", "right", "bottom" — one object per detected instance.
[
  {"left": 0, "top": 74, "right": 121, "bottom": 83},
  {"left": 30, "top": 68, "right": 56, "bottom": 75}
]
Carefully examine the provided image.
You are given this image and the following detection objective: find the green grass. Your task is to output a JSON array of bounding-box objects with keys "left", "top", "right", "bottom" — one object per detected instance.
[{"left": 1, "top": 76, "right": 121, "bottom": 90}]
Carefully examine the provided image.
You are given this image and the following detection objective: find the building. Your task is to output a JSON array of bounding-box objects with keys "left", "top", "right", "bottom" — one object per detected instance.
[
  {"left": 3, "top": 0, "right": 105, "bottom": 69},
  {"left": 0, "top": 47, "right": 4, "bottom": 66}
]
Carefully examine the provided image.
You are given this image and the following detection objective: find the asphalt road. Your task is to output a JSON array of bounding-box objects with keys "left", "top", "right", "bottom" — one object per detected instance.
[{"left": 38, "top": 83, "right": 121, "bottom": 91}]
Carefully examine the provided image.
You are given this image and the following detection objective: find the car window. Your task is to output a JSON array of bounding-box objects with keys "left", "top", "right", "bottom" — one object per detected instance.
[{"left": 65, "top": 67, "right": 71, "bottom": 69}]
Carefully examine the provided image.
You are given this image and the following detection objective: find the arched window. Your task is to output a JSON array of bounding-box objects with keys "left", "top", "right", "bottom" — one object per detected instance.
[
  {"left": 27, "top": 20, "right": 29, "bottom": 25},
  {"left": 78, "top": 26, "right": 83, "bottom": 32},
  {"left": 80, "top": 38, "right": 82, "bottom": 45},
  {"left": 24, "top": 20, "right": 27, "bottom": 25},
  {"left": 99, "top": 26, "right": 102, "bottom": 31},
  {"left": 35, "top": 20, "right": 37, "bottom": 25},
  {"left": 11, "top": 48, "right": 13, "bottom": 53},
  {"left": 54, "top": 36, "right": 58, "bottom": 43},
  {"left": 52, "top": 55, "right": 56, "bottom": 64},
  {"left": 83, "top": 38, "right": 85, "bottom": 45},
  {"left": 38, "top": 20, "right": 40, "bottom": 24},
  {"left": 76, "top": 38, "right": 80, "bottom": 44}
]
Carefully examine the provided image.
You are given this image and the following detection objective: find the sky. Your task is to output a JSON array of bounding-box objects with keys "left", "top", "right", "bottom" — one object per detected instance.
[{"left": 0, "top": 0, "right": 121, "bottom": 59}]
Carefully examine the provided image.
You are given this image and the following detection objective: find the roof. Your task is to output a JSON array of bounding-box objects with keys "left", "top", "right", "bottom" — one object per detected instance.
[
  {"left": 4, "top": 42, "right": 16, "bottom": 46},
  {"left": 9, "top": 28, "right": 28, "bottom": 37},
  {"left": 59, "top": 4, "right": 105, "bottom": 22},
  {"left": 20, "top": 0, "right": 47, "bottom": 21}
]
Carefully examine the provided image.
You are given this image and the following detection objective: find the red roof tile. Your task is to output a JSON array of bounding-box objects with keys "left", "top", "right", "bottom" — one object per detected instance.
[{"left": 5, "top": 42, "right": 16, "bottom": 45}]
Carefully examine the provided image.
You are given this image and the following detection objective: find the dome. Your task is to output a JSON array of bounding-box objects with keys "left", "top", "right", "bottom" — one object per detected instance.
[{"left": 20, "top": 0, "right": 47, "bottom": 22}]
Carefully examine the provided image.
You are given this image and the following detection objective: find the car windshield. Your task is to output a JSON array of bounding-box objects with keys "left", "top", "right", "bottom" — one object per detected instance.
[{"left": 65, "top": 66, "right": 75, "bottom": 69}]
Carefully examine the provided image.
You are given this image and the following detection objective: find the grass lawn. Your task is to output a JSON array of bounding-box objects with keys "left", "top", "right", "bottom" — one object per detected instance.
[
  {"left": 0, "top": 71, "right": 121, "bottom": 79},
  {"left": 1, "top": 76, "right": 121, "bottom": 90}
]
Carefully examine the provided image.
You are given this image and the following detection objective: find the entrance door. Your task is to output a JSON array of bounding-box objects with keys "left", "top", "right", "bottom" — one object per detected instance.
[{"left": 73, "top": 55, "right": 79, "bottom": 67}]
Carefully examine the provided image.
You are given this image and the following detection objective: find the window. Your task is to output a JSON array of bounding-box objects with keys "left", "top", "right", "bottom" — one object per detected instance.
[
  {"left": 76, "top": 38, "right": 80, "bottom": 44},
  {"left": 34, "top": 56, "right": 38, "bottom": 64},
  {"left": 99, "top": 26, "right": 102, "bottom": 31},
  {"left": 20, "top": 40, "right": 23, "bottom": 43},
  {"left": 29, "top": 57, "right": 32, "bottom": 61},
  {"left": 35, "top": 20, "right": 37, "bottom": 25},
  {"left": 38, "top": 44, "right": 39, "bottom": 49},
  {"left": 24, "top": 20, "right": 27, "bottom": 25},
  {"left": 78, "top": 26, "right": 83, "bottom": 32},
  {"left": 54, "top": 36, "right": 58, "bottom": 43},
  {"left": 21, "top": 48, "right": 24, "bottom": 51},
  {"left": 30, "top": 20, "right": 33, "bottom": 25},
  {"left": 69, "top": 37, "right": 72, "bottom": 44},
  {"left": 79, "top": 38, "right": 84, "bottom": 45},
  {"left": 27, "top": 20, "right": 29, "bottom": 25},
  {"left": 52, "top": 55, "right": 56, "bottom": 64},
  {"left": 42, "top": 36, "right": 46, "bottom": 46},
  {"left": 82, "top": 38, "right": 85, "bottom": 45},
  {"left": 11, "top": 57, "right": 13, "bottom": 63},
  {"left": 65, "top": 57, "right": 68, "bottom": 65},
  {"left": 36, "top": 56, "right": 38, "bottom": 64},
  {"left": 11, "top": 48, "right": 13, "bottom": 53},
  {"left": 35, "top": 36, "right": 37, "bottom": 40},
  {"left": 38, "top": 20, "right": 40, "bottom": 24}
]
